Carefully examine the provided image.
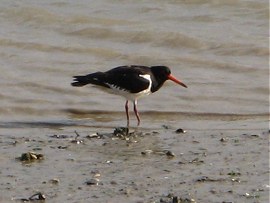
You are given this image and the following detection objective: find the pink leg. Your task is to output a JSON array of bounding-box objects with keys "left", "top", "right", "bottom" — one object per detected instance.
[
  {"left": 125, "top": 100, "right": 129, "bottom": 126},
  {"left": 133, "top": 100, "right": 140, "bottom": 126}
]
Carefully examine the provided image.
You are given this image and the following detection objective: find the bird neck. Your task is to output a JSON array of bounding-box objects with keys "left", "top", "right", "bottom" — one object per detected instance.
[{"left": 150, "top": 79, "right": 165, "bottom": 93}]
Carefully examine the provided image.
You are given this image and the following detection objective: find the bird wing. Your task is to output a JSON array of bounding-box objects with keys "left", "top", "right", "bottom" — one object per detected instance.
[{"left": 104, "top": 66, "right": 151, "bottom": 93}]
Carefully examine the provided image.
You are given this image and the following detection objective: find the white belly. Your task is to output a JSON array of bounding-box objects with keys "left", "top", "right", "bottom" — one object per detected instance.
[{"left": 103, "top": 74, "right": 152, "bottom": 101}]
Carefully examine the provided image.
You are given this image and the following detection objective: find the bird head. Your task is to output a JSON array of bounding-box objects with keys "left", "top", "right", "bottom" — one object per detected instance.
[{"left": 151, "top": 66, "right": 187, "bottom": 89}]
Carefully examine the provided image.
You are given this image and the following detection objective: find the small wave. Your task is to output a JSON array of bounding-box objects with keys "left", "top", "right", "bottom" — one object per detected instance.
[
  {"left": 68, "top": 27, "right": 205, "bottom": 49},
  {"left": 0, "top": 38, "right": 121, "bottom": 59},
  {"left": 173, "top": 55, "right": 266, "bottom": 74},
  {"left": 2, "top": 6, "right": 62, "bottom": 25},
  {"left": 69, "top": 16, "right": 137, "bottom": 26},
  {"left": 2, "top": 5, "right": 137, "bottom": 28},
  {"left": 153, "top": 32, "right": 205, "bottom": 49},
  {"left": 68, "top": 28, "right": 154, "bottom": 43},
  {"left": 212, "top": 43, "right": 269, "bottom": 57},
  {"left": 180, "top": 0, "right": 266, "bottom": 9},
  {"left": 15, "top": 82, "right": 74, "bottom": 95}
]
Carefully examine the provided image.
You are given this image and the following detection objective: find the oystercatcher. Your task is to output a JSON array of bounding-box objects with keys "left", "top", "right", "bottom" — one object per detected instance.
[{"left": 71, "top": 65, "right": 187, "bottom": 126}]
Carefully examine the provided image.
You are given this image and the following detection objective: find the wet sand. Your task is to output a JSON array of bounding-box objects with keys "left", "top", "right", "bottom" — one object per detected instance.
[{"left": 0, "top": 113, "right": 269, "bottom": 203}]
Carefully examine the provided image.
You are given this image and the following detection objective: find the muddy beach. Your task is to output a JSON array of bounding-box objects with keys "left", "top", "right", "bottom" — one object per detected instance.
[{"left": 0, "top": 113, "right": 269, "bottom": 203}]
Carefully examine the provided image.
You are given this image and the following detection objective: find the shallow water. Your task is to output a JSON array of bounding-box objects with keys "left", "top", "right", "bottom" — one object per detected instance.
[
  {"left": 0, "top": 0, "right": 269, "bottom": 202},
  {"left": 0, "top": 0, "right": 268, "bottom": 121}
]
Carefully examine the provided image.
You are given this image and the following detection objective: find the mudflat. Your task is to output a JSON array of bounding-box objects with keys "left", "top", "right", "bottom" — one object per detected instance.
[{"left": 0, "top": 113, "right": 268, "bottom": 203}]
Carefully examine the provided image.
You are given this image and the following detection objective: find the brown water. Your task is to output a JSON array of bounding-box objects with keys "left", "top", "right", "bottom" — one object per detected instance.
[{"left": 0, "top": 1, "right": 269, "bottom": 202}]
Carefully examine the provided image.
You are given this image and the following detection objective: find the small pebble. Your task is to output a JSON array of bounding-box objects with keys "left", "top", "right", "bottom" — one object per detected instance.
[
  {"left": 57, "top": 146, "right": 68, "bottom": 149},
  {"left": 70, "top": 139, "right": 83, "bottom": 144},
  {"left": 141, "top": 149, "right": 153, "bottom": 155},
  {"left": 28, "top": 192, "right": 46, "bottom": 201},
  {"left": 93, "top": 173, "right": 101, "bottom": 178},
  {"left": 231, "top": 178, "right": 241, "bottom": 183},
  {"left": 162, "top": 125, "right": 170, "bottom": 129},
  {"left": 195, "top": 176, "right": 209, "bottom": 182},
  {"left": 165, "top": 150, "right": 175, "bottom": 158},
  {"left": 220, "top": 137, "right": 227, "bottom": 142},
  {"left": 227, "top": 171, "right": 241, "bottom": 176},
  {"left": 110, "top": 180, "right": 117, "bottom": 185},
  {"left": 175, "top": 128, "right": 186, "bottom": 134},
  {"left": 161, "top": 193, "right": 196, "bottom": 203},
  {"left": 50, "top": 134, "right": 69, "bottom": 139},
  {"left": 19, "top": 152, "right": 44, "bottom": 162},
  {"left": 114, "top": 127, "right": 129, "bottom": 136},
  {"left": 85, "top": 178, "right": 99, "bottom": 186},
  {"left": 250, "top": 134, "right": 259, "bottom": 137},
  {"left": 49, "top": 178, "right": 60, "bottom": 184},
  {"left": 86, "top": 133, "right": 103, "bottom": 139},
  {"left": 209, "top": 189, "right": 217, "bottom": 194}
]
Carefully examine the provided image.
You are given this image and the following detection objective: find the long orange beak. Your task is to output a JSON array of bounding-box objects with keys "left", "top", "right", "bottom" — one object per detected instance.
[{"left": 168, "top": 74, "right": 187, "bottom": 88}]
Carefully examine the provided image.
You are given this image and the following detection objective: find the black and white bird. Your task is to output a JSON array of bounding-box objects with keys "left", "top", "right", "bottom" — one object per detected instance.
[{"left": 71, "top": 65, "right": 187, "bottom": 126}]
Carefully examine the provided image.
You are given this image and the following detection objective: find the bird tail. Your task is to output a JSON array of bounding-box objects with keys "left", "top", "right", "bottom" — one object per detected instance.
[
  {"left": 71, "top": 75, "right": 90, "bottom": 87},
  {"left": 71, "top": 72, "right": 105, "bottom": 87}
]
